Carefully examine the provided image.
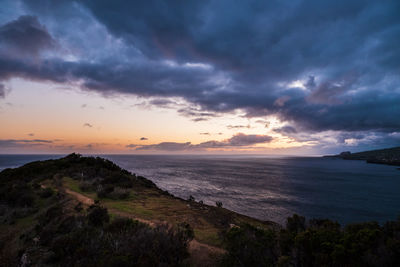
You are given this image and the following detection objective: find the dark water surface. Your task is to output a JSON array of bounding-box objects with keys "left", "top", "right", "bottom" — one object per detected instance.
[{"left": 1, "top": 154, "right": 399, "bottom": 224}]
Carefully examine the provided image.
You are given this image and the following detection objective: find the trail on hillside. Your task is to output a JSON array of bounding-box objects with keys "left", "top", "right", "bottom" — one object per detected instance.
[
  {"left": 64, "top": 188, "right": 94, "bottom": 206},
  {"left": 62, "top": 186, "right": 225, "bottom": 266}
]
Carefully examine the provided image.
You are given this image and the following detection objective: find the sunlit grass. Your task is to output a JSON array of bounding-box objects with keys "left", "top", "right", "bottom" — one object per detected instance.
[
  {"left": 63, "top": 176, "right": 97, "bottom": 199},
  {"left": 60, "top": 175, "right": 274, "bottom": 248}
]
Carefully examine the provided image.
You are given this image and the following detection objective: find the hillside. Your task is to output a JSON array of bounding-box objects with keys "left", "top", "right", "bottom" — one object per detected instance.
[
  {"left": 0, "top": 153, "right": 274, "bottom": 266},
  {"left": 324, "top": 146, "right": 400, "bottom": 166},
  {"left": 1, "top": 154, "right": 400, "bottom": 266}
]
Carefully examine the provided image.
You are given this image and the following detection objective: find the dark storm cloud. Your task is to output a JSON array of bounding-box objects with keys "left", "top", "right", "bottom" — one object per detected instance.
[
  {"left": 127, "top": 133, "right": 273, "bottom": 151},
  {"left": 1, "top": 0, "right": 400, "bottom": 149},
  {"left": 140, "top": 137, "right": 148, "bottom": 140},
  {"left": 0, "top": 15, "right": 56, "bottom": 57},
  {"left": 274, "top": 126, "right": 298, "bottom": 135}
]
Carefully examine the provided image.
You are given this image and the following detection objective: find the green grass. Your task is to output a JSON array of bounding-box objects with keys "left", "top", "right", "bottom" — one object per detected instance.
[
  {"left": 63, "top": 177, "right": 97, "bottom": 199},
  {"left": 63, "top": 177, "right": 84, "bottom": 193},
  {"left": 60, "top": 175, "right": 274, "bottom": 248},
  {"left": 105, "top": 201, "right": 154, "bottom": 218},
  {"left": 194, "top": 228, "right": 221, "bottom": 247}
]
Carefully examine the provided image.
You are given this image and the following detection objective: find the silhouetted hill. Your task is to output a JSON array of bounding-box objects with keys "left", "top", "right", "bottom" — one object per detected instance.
[{"left": 324, "top": 146, "right": 400, "bottom": 166}]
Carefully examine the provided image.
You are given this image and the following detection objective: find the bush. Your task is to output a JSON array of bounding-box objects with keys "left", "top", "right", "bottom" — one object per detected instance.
[
  {"left": 108, "top": 187, "right": 130, "bottom": 200},
  {"left": 79, "top": 181, "right": 93, "bottom": 192},
  {"left": 87, "top": 205, "right": 109, "bottom": 227},
  {"left": 74, "top": 202, "right": 83, "bottom": 212},
  {"left": 286, "top": 214, "right": 305, "bottom": 234},
  {"left": 32, "top": 182, "right": 41, "bottom": 190},
  {"left": 216, "top": 201, "right": 223, "bottom": 208},
  {"left": 39, "top": 187, "right": 54, "bottom": 198},
  {"left": 96, "top": 184, "right": 114, "bottom": 198},
  {"left": 177, "top": 222, "right": 195, "bottom": 241},
  {"left": 221, "top": 223, "right": 278, "bottom": 266},
  {"left": 0, "top": 183, "right": 35, "bottom": 207},
  {"left": 18, "top": 192, "right": 35, "bottom": 207},
  {"left": 101, "top": 174, "right": 133, "bottom": 188},
  {"left": 221, "top": 215, "right": 400, "bottom": 267},
  {"left": 44, "top": 210, "right": 192, "bottom": 266}
]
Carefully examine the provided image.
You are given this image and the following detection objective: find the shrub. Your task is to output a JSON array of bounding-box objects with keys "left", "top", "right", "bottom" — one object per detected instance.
[
  {"left": 101, "top": 174, "right": 133, "bottom": 188},
  {"left": 286, "top": 214, "right": 306, "bottom": 234},
  {"left": 79, "top": 181, "right": 93, "bottom": 192},
  {"left": 177, "top": 222, "right": 195, "bottom": 241},
  {"left": 74, "top": 202, "right": 83, "bottom": 212},
  {"left": 46, "top": 211, "right": 192, "bottom": 266},
  {"left": 108, "top": 187, "right": 130, "bottom": 200},
  {"left": 222, "top": 223, "right": 278, "bottom": 266},
  {"left": 106, "top": 217, "right": 143, "bottom": 233},
  {"left": 216, "top": 201, "right": 223, "bottom": 208},
  {"left": 87, "top": 205, "right": 109, "bottom": 227},
  {"left": 31, "top": 182, "right": 41, "bottom": 190},
  {"left": 96, "top": 184, "right": 114, "bottom": 198},
  {"left": 39, "top": 187, "right": 54, "bottom": 198},
  {"left": 0, "top": 183, "right": 35, "bottom": 207}
]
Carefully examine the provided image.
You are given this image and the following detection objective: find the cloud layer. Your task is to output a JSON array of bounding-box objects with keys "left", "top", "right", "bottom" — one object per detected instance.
[
  {"left": 1, "top": 0, "right": 399, "bottom": 151},
  {"left": 127, "top": 133, "right": 273, "bottom": 151}
]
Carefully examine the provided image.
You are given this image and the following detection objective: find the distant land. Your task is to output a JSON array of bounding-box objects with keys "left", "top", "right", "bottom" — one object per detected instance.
[{"left": 324, "top": 146, "right": 400, "bottom": 166}]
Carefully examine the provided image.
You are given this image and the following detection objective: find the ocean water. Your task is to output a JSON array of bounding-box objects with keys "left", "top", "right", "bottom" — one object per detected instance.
[{"left": 1, "top": 154, "right": 399, "bottom": 225}]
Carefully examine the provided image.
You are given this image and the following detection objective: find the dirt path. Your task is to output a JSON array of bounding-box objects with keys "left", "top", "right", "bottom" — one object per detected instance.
[
  {"left": 189, "top": 239, "right": 226, "bottom": 266},
  {"left": 64, "top": 188, "right": 94, "bottom": 206},
  {"left": 62, "top": 187, "right": 226, "bottom": 265}
]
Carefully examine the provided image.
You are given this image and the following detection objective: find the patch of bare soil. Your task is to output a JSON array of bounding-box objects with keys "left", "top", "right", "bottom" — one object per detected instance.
[{"left": 64, "top": 188, "right": 94, "bottom": 206}]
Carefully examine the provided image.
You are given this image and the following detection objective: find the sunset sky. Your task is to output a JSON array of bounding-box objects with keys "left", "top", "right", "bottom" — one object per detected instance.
[{"left": 0, "top": 0, "right": 399, "bottom": 154}]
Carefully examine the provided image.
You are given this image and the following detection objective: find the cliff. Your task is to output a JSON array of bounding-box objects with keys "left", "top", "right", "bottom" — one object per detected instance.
[{"left": 324, "top": 146, "right": 400, "bottom": 166}]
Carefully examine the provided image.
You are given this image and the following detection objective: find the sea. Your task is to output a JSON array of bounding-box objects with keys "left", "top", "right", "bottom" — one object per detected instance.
[{"left": 1, "top": 154, "right": 399, "bottom": 225}]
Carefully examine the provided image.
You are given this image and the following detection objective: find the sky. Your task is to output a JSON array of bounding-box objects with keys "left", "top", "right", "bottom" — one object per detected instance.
[{"left": 0, "top": 0, "right": 399, "bottom": 154}]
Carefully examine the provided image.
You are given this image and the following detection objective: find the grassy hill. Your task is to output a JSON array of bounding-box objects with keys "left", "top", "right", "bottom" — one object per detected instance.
[{"left": 0, "top": 153, "right": 274, "bottom": 266}]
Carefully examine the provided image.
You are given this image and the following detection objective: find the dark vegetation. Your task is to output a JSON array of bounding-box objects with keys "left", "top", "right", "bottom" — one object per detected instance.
[
  {"left": 34, "top": 205, "right": 192, "bottom": 266},
  {"left": 222, "top": 214, "right": 400, "bottom": 267},
  {"left": 5, "top": 201, "right": 193, "bottom": 266},
  {"left": 325, "top": 146, "right": 400, "bottom": 166},
  {"left": 1, "top": 153, "right": 400, "bottom": 266},
  {"left": 0, "top": 154, "right": 192, "bottom": 266}
]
